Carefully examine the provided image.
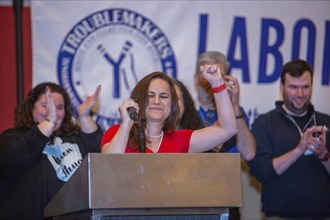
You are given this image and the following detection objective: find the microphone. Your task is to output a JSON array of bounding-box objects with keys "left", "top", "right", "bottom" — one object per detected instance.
[{"left": 127, "top": 107, "right": 138, "bottom": 121}]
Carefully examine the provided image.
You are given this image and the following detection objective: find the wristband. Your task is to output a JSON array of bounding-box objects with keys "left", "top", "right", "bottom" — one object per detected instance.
[
  {"left": 235, "top": 112, "right": 244, "bottom": 119},
  {"left": 211, "top": 83, "right": 226, "bottom": 93},
  {"left": 319, "top": 151, "right": 329, "bottom": 162}
]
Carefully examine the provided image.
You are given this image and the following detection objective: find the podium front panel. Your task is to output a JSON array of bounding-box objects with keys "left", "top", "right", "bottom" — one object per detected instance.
[
  {"left": 45, "top": 153, "right": 241, "bottom": 217},
  {"left": 90, "top": 153, "right": 241, "bottom": 208}
]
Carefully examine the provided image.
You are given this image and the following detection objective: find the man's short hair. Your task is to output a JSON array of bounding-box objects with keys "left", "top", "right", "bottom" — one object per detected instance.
[{"left": 281, "top": 59, "right": 313, "bottom": 84}]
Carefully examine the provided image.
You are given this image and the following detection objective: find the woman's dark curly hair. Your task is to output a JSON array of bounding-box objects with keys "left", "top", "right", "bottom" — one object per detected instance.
[
  {"left": 128, "top": 72, "right": 180, "bottom": 150},
  {"left": 172, "top": 79, "right": 204, "bottom": 130},
  {"left": 15, "top": 82, "right": 80, "bottom": 136}
]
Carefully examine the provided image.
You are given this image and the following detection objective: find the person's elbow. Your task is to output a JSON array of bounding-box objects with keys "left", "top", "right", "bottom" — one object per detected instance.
[
  {"left": 241, "top": 140, "right": 256, "bottom": 161},
  {"left": 101, "top": 143, "right": 109, "bottom": 153},
  {"left": 241, "top": 150, "right": 255, "bottom": 161}
]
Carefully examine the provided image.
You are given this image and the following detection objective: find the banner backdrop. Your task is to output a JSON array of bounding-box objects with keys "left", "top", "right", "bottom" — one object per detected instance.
[{"left": 31, "top": 1, "right": 330, "bottom": 131}]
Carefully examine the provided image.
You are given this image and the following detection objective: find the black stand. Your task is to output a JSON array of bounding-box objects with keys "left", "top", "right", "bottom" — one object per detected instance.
[
  {"left": 138, "top": 119, "right": 146, "bottom": 153},
  {"left": 13, "top": 0, "right": 24, "bottom": 105}
]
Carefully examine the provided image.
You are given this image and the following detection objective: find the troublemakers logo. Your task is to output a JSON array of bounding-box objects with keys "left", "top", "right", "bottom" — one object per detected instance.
[{"left": 57, "top": 8, "right": 177, "bottom": 130}]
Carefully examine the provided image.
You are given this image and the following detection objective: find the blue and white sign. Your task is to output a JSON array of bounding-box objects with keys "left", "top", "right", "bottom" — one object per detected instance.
[
  {"left": 31, "top": 1, "right": 330, "bottom": 131},
  {"left": 56, "top": 8, "right": 176, "bottom": 129}
]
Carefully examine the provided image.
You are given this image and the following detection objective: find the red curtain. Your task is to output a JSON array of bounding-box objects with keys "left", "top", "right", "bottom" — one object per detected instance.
[{"left": 0, "top": 5, "right": 32, "bottom": 132}]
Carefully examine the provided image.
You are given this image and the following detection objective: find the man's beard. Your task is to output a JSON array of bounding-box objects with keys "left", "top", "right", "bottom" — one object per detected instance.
[{"left": 283, "top": 97, "right": 310, "bottom": 115}]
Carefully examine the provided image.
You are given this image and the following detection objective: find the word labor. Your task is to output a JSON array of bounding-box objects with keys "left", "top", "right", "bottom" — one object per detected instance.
[{"left": 198, "top": 15, "right": 330, "bottom": 85}]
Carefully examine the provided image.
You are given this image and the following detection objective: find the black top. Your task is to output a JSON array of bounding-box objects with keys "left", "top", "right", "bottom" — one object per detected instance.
[{"left": 0, "top": 124, "right": 103, "bottom": 220}]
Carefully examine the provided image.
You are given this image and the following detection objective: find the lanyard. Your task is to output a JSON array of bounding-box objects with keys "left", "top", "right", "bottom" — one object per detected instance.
[{"left": 285, "top": 113, "right": 316, "bottom": 135}]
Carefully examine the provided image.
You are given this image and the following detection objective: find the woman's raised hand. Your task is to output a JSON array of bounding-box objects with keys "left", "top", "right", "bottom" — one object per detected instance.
[
  {"left": 78, "top": 85, "right": 101, "bottom": 118},
  {"left": 200, "top": 64, "right": 224, "bottom": 87},
  {"left": 46, "top": 86, "right": 57, "bottom": 123}
]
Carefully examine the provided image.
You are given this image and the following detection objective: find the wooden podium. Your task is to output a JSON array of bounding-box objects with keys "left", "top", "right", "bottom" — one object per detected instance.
[{"left": 45, "top": 153, "right": 242, "bottom": 220}]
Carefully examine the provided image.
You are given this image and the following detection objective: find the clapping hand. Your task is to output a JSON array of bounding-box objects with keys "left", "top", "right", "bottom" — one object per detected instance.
[
  {"left": 46, "top": 86, "right": 57, "bottom": 124},
  {"left": 78, "top": 85, "right": 101, "bottom": 118},
  {"left": 305, "top": 126, "right": 328, "bottom": 159},
  {"left": 224, "top": 75, "right": 240, "bottom": 108}
]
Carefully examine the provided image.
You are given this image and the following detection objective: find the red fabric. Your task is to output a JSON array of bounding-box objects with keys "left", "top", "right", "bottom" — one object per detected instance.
[
  {"left": 0, "top": 6, "right": 32, "bottom": 132},
  {"left": 101, "top": 124, "right": 193, "bottom": 153}
]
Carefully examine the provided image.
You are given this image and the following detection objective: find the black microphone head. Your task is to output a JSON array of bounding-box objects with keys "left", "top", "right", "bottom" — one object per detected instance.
[{"left": 127, "top": 107, "right": 138, "bottom": 121}]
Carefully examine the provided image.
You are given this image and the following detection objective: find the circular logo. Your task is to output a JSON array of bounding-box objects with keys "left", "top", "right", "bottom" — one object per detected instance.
[{"left": 57, "top": 8, "right": 176, "bottom": 130}]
